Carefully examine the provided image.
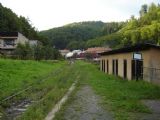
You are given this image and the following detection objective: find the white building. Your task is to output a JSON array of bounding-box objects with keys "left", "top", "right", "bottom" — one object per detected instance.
[{"left": 0, "top": 32, "right": 29, "bottom": 54}]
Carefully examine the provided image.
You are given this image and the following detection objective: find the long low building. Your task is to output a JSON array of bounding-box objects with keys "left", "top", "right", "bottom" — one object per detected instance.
[{"left": 99, "top": 43, "right": 160, "bottom": 84}]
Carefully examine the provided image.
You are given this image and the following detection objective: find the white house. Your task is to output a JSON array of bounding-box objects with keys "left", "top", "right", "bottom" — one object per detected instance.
[{"left": 0, "top": 32, "right": 29, "bottom": 54}]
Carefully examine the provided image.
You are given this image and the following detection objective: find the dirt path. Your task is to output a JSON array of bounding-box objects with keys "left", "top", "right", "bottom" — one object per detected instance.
[
  {"left": 61, "top": 85, "right": 113, "bottom": 120},
  {"left": 140, "top": 100, "right": 160, "bottom": 120}
]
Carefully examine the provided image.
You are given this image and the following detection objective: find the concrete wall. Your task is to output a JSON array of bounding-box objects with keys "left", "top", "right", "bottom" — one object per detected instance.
[
  {"left": 16, "top": 33, "right": 29, "bottom": 46},
  {"left": 100, "top": 48, "right": 160, "bottom": 84},
  {"left": 143, "top": 48, "right": 160, "bottom": 84},
  {"left": 0, "top": 32, "right": 28, "bottom": 49},
  {"left": 0, "top": 33, "right": 29, "bottom": 55},
  {"left": 0, "top": 39, "right": 3, "bottom": 48},
  {"left": 100, "top": 52, "right": 132, "bottom": 80}
]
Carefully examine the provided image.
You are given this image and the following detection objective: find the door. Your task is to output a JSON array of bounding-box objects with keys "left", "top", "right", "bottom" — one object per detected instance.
[
  {"left": 103, "top": 60, "right": 106, "bottom": 72},
  {"left": 116, "top": 59, "right": 118, "bottom": 75},
  {"left": 106, "top": 60, "right": 109, "bottom": 73},
  {"left": 112, "top": 59, "right": 118, "bottom": 75},
  {"left": 123, "top": 60, "right": 127, "bottom": 79},
  {"left": 132, "top": 60, "right": 143, "bottom": 80},
  {"left": 112, "top": 60, "right": 115, "bottom": 75}
]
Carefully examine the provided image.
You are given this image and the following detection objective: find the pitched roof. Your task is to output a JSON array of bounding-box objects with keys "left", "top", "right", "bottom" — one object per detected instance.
[
  {"left": 99, "top": 43, "right": 160, "bottom": 56},
  {"left": 85, "top": 47, "right": 111, "bottom": 53}
]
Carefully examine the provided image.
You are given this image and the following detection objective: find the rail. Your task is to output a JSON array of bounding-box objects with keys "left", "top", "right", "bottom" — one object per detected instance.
[{"left": 0, "top": 64, "right": 68, "bottom": 104}]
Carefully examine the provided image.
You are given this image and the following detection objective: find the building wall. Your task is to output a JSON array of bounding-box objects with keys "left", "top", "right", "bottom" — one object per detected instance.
[
  {"left": 0, "top": 39, "right": 3, "bottom": 47},
  {"left": 29, "top": 40, "right": 39, "bottom": 46},
  {"left": 100, "top": 48, "right": 160, "bottom": 84},
  {"left": 0, "top": 32, "right": 28, "bottom": 49},
  {"left": 143, "top": 48, "right": 160, "bottom": 84},
  {"left": 16, "top": 33, "right": 29, "bottom": 46},
  {"left": 100, "top": 52, "right": 132, "bottom": 80},
  {"left": 0, "top": 32, "right": 29, "bottom": 55}
]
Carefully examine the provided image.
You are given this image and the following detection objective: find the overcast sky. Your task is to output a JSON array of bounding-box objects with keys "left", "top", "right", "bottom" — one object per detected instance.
[{"left": 0, "top": 0, "right": 159, "bottom": 31}]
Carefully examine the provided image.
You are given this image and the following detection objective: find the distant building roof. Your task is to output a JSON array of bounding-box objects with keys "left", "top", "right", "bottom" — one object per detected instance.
[
  {"left": 0, "top": 32, "right": 18, "bottom": 37},
  {"left": 99, "top": 43, "right": 160, "bottom": 56},
  {"left": 85, "top": 47, "right": 111, "bottom": 54}
]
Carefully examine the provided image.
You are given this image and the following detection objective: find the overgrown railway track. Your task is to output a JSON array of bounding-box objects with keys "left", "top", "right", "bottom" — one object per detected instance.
[{"left": 0, "top": 64, "right": 68, "bottom": 105}]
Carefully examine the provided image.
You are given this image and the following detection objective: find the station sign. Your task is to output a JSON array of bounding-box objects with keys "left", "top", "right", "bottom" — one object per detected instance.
[{"left": 133, "top": 53, "right": 142, "bottom": 60}]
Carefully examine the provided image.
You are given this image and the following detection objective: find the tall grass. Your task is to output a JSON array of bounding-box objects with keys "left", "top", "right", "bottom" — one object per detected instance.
[
  {"left": 17, "top": 62, "right": 80, "bottom": 120},
  {"left": 0, "top": 59, "right": 65, "bottom": 101}
]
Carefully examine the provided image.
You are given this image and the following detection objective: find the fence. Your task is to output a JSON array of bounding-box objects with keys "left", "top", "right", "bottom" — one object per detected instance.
[{"left": 143, "top": 67, "right": 160, "bottom": 83}]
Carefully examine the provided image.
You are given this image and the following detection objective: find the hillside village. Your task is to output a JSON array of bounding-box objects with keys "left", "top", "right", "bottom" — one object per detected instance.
[{"left": 0, "top": 1, "right": 160, "bottom": 120}]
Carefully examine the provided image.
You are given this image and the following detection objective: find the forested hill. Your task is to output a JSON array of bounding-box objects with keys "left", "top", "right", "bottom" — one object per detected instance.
[
  {"left": 40, "top": 21, "right": 124, "bottom": 49},
  {"left": 41, "top": 3, "right": 160, "bottom": 50},
  {"left": 40, "top": 21, "right": 105, "bottom": 49},
  {"left": 86, "top": 3, "right": 160, "bottom": 48}
]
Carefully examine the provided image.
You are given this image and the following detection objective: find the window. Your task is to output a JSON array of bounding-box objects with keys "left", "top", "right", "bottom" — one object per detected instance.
[
  {"left": 4, "top": 39, "right": 15, "bottom": 46},
  {"left": 106, "top": 60, "right": 109, "bottom": 73},
  {"left": 112, "top": 59, "right": 118, "bottom": 75},
  {"left": 116, "top": 59, "right": 118, "bottom": 75},
  {"left": 101, "top": 60, "right": 103, "bottom": 71},
  {"left": 123, "top": 60, "right": 127, "bottom": 79},
  {"left": 103, "top": 60, "right": 106, "bottom": 72},
  {"left": 112, "top": 59, "right": 115, "bottom": 74}
]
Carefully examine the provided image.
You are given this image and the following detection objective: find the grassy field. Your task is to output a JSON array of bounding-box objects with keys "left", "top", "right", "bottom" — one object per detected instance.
[
  {"left": 17, "top": 63, "right": 80, "bottom": 120},
  {"left": 0, "top": 59, "right": 81, "bottom": 120},
  {"left": 1, "top": 60, "right": 160, "bottom": 120},
  {"left": 0, "top": 59, "right": 69, "bottom": 119},
  {"left": 55, "top": 61, "right": 160, "bottom": 120},
  {"left": 0, "top": 59, "right": 65, "bottom": 101}
]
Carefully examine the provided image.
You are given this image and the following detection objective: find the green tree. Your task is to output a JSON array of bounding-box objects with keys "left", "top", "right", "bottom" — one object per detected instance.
[
  {"left": 14, "top": 43, "right": 33, "bottom": 59},
  {"left": 33, "top": 44, "right": 44, "bottom": 60}
]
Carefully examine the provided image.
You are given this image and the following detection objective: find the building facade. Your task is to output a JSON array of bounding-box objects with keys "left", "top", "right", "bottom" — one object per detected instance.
[
  {"left": 59, "top": 49, "right": 70, "bottom": 57},
  {"left": 0, "top": 32, "right": 29, "bottom": 54},
  {"left": 99, "top": 44, "right": 160, "bottom": 84}
]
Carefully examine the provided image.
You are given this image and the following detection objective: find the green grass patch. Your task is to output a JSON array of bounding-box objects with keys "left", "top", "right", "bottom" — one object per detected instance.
[
  {"left": 1, "top": 60, "right": 160, "bottom": 120},
  {"left": 0, "top": 59, "right": 65, "bottom": 101},
  {"left": 17, "top": 62, "right": 80, "bottom": 120}
]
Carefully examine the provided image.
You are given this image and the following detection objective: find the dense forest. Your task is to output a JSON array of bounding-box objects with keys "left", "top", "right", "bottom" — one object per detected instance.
[
  {"left": 85, "top": 3, "right": 160, "bottom": 48},
  {"left": 41, "top": 3, "right": 160, "bottom": 50},
  {"left": 40, "top": 21, "right": 125, "bottom": 49}
]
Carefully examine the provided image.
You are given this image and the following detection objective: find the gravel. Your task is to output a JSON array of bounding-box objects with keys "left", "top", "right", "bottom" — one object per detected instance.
[{"left": 63, "top": 85, "right": 113, "bottom": 120}]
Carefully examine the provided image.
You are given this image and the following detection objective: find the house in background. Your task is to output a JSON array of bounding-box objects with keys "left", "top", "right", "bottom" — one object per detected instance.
[
  {"left": 0, "top": 32, "right": 29, "bottom": 54},
  {"left": 85, "top": 47, "right": 111, "bottom": 61},
  {"left": 59, "top": 49, "right": 70, "bottom": 57},
  {"left": 99, "top": 43, "right": 160, "bottom": 84}
]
